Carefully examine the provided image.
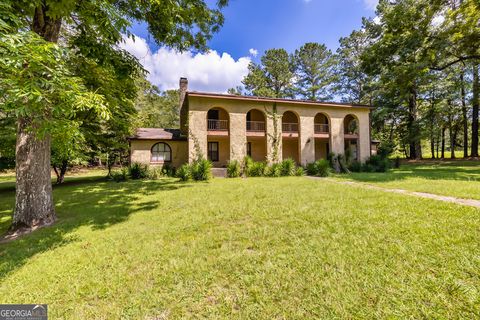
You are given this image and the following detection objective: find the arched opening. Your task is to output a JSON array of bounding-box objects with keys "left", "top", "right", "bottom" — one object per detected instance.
[
  {"left": 151, "top": 142, "right": 172, "bottom": 163},
  {"left": 282, "top": 111, "right": 300, "bottom": 163},
  {"left": 207, "top": 107, "right": 230, "bottom": 167},
  {"left": 246, "top": 109, "right": 267, "bottom": 162},
  {"left": 344, "top": 114, "right": 359, "bottom": 161},
  {"left": 314, "top": 113, "right": 330, "bottom": 160}
]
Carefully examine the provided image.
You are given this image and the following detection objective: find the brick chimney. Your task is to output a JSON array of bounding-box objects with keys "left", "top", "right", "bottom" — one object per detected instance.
[{"left": 179, "top": 77, "right": 188, "bottom": 134}]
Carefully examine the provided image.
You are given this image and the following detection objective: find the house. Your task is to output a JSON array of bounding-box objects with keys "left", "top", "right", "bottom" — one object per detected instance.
[{"left": 129, "top": 78, "right": 374, "bottom": 168}]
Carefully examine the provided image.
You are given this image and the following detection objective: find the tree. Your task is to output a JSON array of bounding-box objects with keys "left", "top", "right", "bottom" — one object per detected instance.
[
  {"left": 134, "top": 79, "right": 180, "bottom": 129},
  {"left": 336, "top": 29, "right": 373, "bottom": 105},
  {"left": 1, "top": 0, "right": 229, "bottom": 234},
  {"left": 243, "top": 49, "right": 295, "bottom": 98},
  {"left": 293, "top": 42, "right": 337, "bottom": 101}
]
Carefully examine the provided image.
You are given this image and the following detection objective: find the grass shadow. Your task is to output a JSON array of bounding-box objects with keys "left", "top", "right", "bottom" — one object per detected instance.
[{"left": 0, "top": 178, "right": 190, "bottom": 280}]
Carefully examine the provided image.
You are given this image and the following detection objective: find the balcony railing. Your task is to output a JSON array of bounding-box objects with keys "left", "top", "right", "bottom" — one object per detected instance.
[
  {"left": 282, "top": 122, "right": 299, "bottom": 133},
  {"left": 207, "top": 119, "right": 228, "bottom": 131},
  {"left": 246, "top": 121, "right": 265, "bottom": 132},
  {"left": 314, "top": 123, "right": 329, "bottom": 133}
]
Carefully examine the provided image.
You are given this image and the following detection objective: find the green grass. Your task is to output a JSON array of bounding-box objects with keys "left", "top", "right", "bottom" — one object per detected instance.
[
  {"left": 0, "top": 175, "right": 479, "bottom": 318},
  {"left": 335, "top": 160, "right": 480, "bottom": 200}
]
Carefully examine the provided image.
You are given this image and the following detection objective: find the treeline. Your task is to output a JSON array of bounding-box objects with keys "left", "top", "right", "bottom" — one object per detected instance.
[
  {"left": 236, "top": 0, "right": 480, "bottom": 159},
  {"left": 0, "top": 78, "right": 179, "bottom": 181}
]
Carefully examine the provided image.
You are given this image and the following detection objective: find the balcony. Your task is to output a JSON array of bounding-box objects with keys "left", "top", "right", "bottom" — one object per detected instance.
[
  {"left": 246, "top": 121, "right": 265, "bottom": 137},
  {"left": 282, "top": 122, "right": 299, "bottom": 133},
  {"left": 207, "top": 119, "right": 229, "bottom": 136},
  {"left": 314, "top": 123, "right": 329, "bottom": 133}
]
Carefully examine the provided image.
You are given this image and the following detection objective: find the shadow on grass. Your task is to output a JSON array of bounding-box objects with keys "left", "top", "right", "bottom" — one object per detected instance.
[
  {"left": 0, "top": 178, "right": 190, "bottom": 280},
  {"left": 344, "top": 161, "right": 480, "bottom": 183}
]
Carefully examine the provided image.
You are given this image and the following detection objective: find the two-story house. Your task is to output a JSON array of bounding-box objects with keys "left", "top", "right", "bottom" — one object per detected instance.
[{"left": 129, "top": 78, "right": 373, "bottom": 168}]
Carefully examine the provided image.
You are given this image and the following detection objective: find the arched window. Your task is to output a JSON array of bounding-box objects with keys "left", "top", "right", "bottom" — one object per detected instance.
[{"left": 151, "top": 142, "right": 172, "bottom": 162}]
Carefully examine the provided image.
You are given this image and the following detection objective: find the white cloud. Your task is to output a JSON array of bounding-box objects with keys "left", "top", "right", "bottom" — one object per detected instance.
[
  {"left": 363, "top": 0, "right": 378, "bottom": 10},
  {"left": 120, "top": 35, "right": 251, "bottom": 93},
  {"left": 249, "top": 48, "right": 258, "bottom": 57}
]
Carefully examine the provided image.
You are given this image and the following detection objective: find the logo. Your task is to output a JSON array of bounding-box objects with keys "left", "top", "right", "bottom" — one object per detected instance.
[{"left": 0, "top": 304, "right": 47, "bottom": 320}]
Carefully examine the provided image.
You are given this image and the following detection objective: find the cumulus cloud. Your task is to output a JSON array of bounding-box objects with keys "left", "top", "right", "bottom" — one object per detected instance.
[
  {"left": 249, "top": 48, "right": 258, "bottom": 57},
  {"left": 363, "top": 0, "right": 378, "bottom": 10},
  {"left": 120, "top": 35, "right": 251, "bottom": 93}
]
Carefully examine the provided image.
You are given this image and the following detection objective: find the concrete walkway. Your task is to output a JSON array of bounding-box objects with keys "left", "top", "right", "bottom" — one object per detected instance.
[{"left": 308, "top": 177, "right": 480, "bottom": 209}]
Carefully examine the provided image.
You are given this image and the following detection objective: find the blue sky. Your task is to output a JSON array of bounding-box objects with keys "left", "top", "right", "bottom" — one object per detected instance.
[{"left": 122, "top": 0, "right": 377, "bottom": 92}]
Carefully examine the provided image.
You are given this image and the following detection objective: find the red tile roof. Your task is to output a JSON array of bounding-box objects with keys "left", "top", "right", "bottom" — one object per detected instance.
[
  {"left": 129, "top": 128, "right": 186, "bottom": 140},
  {"left": 186, "top": 91, "right": 373, "bottom": 109}
]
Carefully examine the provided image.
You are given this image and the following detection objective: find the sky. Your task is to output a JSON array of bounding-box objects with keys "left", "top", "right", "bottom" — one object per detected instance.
[{"left": 120, "top": 0, "right": 378, "bottom": 93}]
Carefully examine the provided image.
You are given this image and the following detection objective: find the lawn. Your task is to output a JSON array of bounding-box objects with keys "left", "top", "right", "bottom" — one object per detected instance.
[
  {"left": 334, "top": 160, "right": 480, "bottom": 200},
  {"left": 0, "top": 174, "right": 479, "bottom": 319}
]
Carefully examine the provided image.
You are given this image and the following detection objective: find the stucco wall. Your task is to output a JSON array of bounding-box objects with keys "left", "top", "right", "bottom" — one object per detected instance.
[
  {"left": 315, "top": 139, "right": 329, "bottom": 160},
  {"left": 247, "top": 137, "right": 267, "bottom": 162},
  {"left": 187, "top": 96, "right": 372, "bottom": 165},
  {"left": 130, "top": 140, "right": 188, "bottom": 169}
]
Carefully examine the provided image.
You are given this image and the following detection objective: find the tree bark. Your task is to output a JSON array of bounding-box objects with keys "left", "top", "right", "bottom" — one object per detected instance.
[
  {"left": 441, "top": 127, "right": 446, "bottom": 159},
  {"left": 11, "top": 118, "right": 56, "bottom": 230},
  {"left": 9, "top": 3, "right": 61, "bottom": 233},
  {"left": 460, "top": 71, "right": 468, "bottom": 158},
  {"left": 472, "top": 63, "right": 479, "bottom": 157},
  {"left": 408, "top": 86, "right": 422, "bottom": 159}
]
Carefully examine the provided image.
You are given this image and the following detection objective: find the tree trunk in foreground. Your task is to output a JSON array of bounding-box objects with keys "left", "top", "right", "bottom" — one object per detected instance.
[
  {"left": 8, "top": 5, "right": 60, "bottom": 233},
  {"left": 11, "top": 117, "right": 56, "bottom": 231}
]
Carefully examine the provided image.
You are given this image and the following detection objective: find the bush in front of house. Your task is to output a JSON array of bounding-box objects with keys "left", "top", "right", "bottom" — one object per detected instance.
[
  {"left": 226, "top": 160, "right": 241, "bottom": 178},
  {"left": 176, "top": 164, "right": 191, "bottom": 181},
  {"left": 305, "top": 159, "right": 331, "bottom": 177},
  {"left": 191, "top": 158, "right": 212, "bottom": 181},
  {"left": 280, "top": 158, "right": 296, "bottom": 176},
  {"left": 129, "top": 162, "right": 149, "bottom": 179},
  {"left": 111, "top": 167, "right": 129, "bottom": 182},
  {"left": 362, "top": 155, "right": 391, "bottom": 172},
  {"left": 295, "top": 166, "right": 305, "bottom": 176}
]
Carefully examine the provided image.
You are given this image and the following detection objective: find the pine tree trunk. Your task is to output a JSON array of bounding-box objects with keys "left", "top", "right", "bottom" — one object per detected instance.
[
  {"left": 460, "top": 72, "right": 468, "bottom": 158},
  {"left": 11, "top": 118, "right": 56, "bottom": 231},
  {"left": 472, "top": 63, "right": 479, "bottom": 157},
  {"left": 441, "top": 127, "right": 446, "bottom": 159},
  {"left": 408, "top": 87, "right": 422, "bottom": 159}
]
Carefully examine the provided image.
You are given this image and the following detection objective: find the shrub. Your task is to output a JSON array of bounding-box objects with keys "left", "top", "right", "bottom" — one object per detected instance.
[
  {"left": 266, "top": 163, "right": 282, "bottom": 177},
  {"left": 243, "top": 156, "right": 254, "bottom": 174},
  {"left": 111, "top": 167, "right": 128, "bottom": 182},
  {"left": 364, "top": 155, "right": 391, "bottom": 172},
  {"left": 161, "top": 163, "right": 176, "bottom": 177},
  {"left": 226, "top": 160, "right": 241, "bottom": 178},
  {"left": 147, "top": 166, "right": 164, "bottom": 180},
  {"left": 248, "top": 161, "right": 267, "bottom": 177},
  {"left": 295, "top": 166, "right": 305, "bottom": 176},
  {"left": 280, "top": 158, "right": 296, "bottom": 176},
  {"left": 314, "top": 159, "right": 331, "bottom": 177},
  {"left": 348, "top": 160, "right": 362, "bottom": 173},
  {"left": 191, "top": 158, "right": 212, "bottom": 181},
  {"left": 176, "top": 164, "right": 191, "bottom": 181},
  {"left": 306, "top": 162, "right": 317, "bottom": 176},
  {"left": 129, "top": 163, "right": 149, "bottom": 179}
]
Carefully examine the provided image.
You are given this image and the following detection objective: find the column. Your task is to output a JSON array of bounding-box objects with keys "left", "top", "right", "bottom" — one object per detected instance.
[
  {"left": 229, "top": 112, "right": 247, "bottom": 162},
  {"left": 299, "top": 116, "right": 315, "bottom": 165}
]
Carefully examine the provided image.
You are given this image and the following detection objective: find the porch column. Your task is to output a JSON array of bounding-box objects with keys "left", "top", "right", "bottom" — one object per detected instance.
[
  {"left": 188, "top": 110, "right": 207, "bottom": 162},
  {"left": 229, "top": 112, "right": 247, "bottom": 162},
  {"left": 358, "top": 112, "right": 370, "bottom": 162},
  {"left": 330, "top": 116, "right": 344, "bottom": 155},
  {"left": 299, "top": 116, "right": 315, "bottom": 166},
  {"left": 266, "top": 111, "right": 282, "bottom": 163}
]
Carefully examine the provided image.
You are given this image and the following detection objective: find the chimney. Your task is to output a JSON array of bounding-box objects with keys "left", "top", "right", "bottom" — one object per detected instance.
[
  {"left": 179, "top": 77, "right": 188, "bottom": 134},
  {"left": 179, "top": 77, "right": 188, "bottom": 109}
]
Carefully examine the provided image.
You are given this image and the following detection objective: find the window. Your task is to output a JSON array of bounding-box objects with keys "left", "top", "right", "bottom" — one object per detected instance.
[
  {"left": 208, "top": 142, "right": 219, "bottom": 162},
  {"left": 151, "top": 142, "right": 171, "bottom": 162},
  {"left": 247, "top": 142, "right": 252, "bottom": 157},
  {"left": 207, "top": 109, "right": 219, "bottom": 120}
]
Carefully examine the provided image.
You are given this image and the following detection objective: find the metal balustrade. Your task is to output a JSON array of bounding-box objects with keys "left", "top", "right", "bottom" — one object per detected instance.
[
  {"left": 282, "top": 122, "right": 299, "bottom": 133},
  {"left": 314, "top": 123, "right": 329, "bottom": 133},
  {"left": 246, "top": 121, "right": 265, "bottom": 132},
  {"left": 207, "top": 119, "right": 228, "bottom": 131}
]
